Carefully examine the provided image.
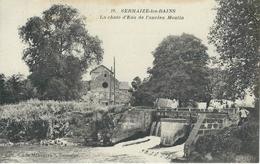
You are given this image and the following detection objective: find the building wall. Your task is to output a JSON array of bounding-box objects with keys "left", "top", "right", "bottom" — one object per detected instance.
[
  {"left": 90, "top": 67, "right": 119, "bottom": 91},
  {"left": 83, "top": 66, "right": 131, "bottom": 105}
]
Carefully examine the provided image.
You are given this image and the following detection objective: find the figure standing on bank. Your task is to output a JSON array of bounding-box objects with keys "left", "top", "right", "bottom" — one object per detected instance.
[{"left": 238, "top": 107, "right": 250, "bottom": 126}]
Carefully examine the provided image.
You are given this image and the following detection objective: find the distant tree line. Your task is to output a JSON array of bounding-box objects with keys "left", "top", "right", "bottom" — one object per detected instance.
[{"left": 0, "top": 73, "right": 36, "bottom": 104}]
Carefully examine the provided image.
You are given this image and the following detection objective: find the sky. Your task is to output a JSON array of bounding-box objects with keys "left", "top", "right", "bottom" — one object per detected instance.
[{"left": 0, "top": 0, "right": 217, "bottom": 82}]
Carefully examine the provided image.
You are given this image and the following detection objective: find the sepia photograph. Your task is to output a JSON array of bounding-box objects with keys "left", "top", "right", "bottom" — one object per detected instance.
[{"left": 0, "top": 0, "right": 259, "bottom": 163}]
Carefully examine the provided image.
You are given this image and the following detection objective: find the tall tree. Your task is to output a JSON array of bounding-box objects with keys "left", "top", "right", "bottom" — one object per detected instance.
[
  {"left": 148, "top": 33, "right": 210, "bottom": 106},
  {"left": 208, "top": 0, "right": 260, "bottom": 99},
  {"left": 19, "top": 4, "right": 103, "bottom": 100}
]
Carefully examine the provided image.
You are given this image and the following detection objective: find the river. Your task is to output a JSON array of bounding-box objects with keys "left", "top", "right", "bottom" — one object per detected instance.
[{"left": 0, "top": 136, "right": 184, "bottom": 163}]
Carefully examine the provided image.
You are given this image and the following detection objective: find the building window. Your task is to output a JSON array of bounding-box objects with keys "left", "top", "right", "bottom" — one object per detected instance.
[
  {"left": 104, "top": 74, "right": 107, "bottom": 77},
  {"left": 102, "top": 82, "right": 108, "bottom": 88}
]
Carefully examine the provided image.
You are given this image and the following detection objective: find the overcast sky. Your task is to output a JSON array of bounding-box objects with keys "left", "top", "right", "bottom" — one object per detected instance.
[{"left": 0, "top": 0, "right": 217, "bottom": 82}]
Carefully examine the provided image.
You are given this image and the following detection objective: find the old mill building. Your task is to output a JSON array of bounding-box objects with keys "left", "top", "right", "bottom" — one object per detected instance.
[{"left": 82, "top": 65, "right": 131, "bottom": 106}]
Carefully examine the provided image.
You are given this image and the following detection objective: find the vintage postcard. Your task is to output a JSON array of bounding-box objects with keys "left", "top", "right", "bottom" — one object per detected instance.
[{"left": 0, "top": 0, "right": 259, "bottom": 163}]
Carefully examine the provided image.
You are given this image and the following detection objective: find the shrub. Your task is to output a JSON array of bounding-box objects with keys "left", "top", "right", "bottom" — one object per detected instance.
[
  {"left": 195, "top": 128, "right": 242, "bottom": 155},
  {"left": 193, "top": 112, "right": 259, "bottom": 162}
]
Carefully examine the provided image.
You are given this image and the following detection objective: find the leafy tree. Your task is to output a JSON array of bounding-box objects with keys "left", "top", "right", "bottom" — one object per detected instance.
[
  {"left": 208, "top": 0, "right": 260, "bottom": 99},
  {"left": 148, "top": 33, "right": 210, "bottom": 106},
  {"left": 4, "top": 74, "right": 25, "bottom": 103},
  {"left": 131, "top": 76, "right": 142, "bottom": 91},
  {"left": 19, "top": 4, "right": 103, "bottom": 100},
  {"left": 0, "top": 74, "right": 6, "bottom": 104},
  {"left": 204, "top": 68, "right": 234, "bottom": 105},
  {"left": 0, "top": 73, "right": 37, "bottom": 104},
  {"left": 130, "top": 78, "right": 155, "bottom": 107},
  {"left": 21, "top": 79, "right": 38, "bottom": 100}
]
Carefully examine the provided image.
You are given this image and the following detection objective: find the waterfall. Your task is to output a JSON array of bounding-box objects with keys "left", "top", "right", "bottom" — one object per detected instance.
[
  {"left": 155, "top": 122, "right": 161, "bottom": 136},
  {"left": 150, "top": 122, "right": 157, "bottom": 136},
  {"left": 150, "top": 121, "right": 161, "bottom": 136}
]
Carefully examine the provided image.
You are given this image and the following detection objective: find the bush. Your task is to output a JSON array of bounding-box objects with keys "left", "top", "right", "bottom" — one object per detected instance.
[
  {"left": 195, "top": 128, "right": 242, "bottom": 155},
  {"left": 193, "top": 115, "right": 259, "bottom": 162},
  {"left": 4, "top": 120, "right": 48, "bottom": 142}
]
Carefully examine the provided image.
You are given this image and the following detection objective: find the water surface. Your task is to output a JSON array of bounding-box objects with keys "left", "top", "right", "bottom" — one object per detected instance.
[{"left": 0, "top": 136, "right": 172, "bottom": 163}]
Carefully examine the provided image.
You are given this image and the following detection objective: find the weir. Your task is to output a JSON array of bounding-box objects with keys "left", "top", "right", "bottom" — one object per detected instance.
[
  {"left": 160, "top": 118, "right": 188, "bottom": 146},
  {"left": 107, "top": 107, "right": 238, "bottom": 156},
  {"left": 97, "top": 106, "right": 239, "bottom": 159},
  {"left": 153, "top": 108, "right": 238, "bottom": 156}
]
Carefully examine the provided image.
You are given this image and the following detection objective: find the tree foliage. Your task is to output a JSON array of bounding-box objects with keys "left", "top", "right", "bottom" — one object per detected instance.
[
  {"left": 0, "top": 74, "right": 6, "bottom": 104},
  {"left": 4, "top": 74, "right": 25, "bottom": 103},
  {"left": 0, "top": 73, "right": 37, "bottom": 104},
  {"left": 130, "top": 76, "right": 155, "bottom": 106},
  {"left": 208, "top": 0, "right": 260, "bottom": 98},
  {"left": 19, "top": 4, "right": 103, "bottom": 100},
  {"left": 147, "top": 33, "right": 210, "bottom": 106},
  {"left": 131, "top": 76, "right": 142, "bottom": 91},
  {"left": 205, "top": 67, "right": 240, "bottom": 102}
]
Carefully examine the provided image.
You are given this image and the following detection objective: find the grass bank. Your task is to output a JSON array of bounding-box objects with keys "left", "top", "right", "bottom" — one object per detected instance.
[{"left": 0, "top": 99, "right": 126, "bottom": 143}]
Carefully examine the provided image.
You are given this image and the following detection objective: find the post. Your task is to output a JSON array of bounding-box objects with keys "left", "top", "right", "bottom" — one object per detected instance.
[
  {"left": 109, "top": 67, "right": 112, "bottom": 105},
  {"left": 114, "top": 57, "right": 116, "bottom": 105}
]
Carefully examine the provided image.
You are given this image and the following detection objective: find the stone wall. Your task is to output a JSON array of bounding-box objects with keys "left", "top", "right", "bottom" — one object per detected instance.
[
  {"left": 110, "top": 110, "right": 152, "bottom": 143},
  {"left": 196, "top": 113, "right": 231, "bottom": 136}
]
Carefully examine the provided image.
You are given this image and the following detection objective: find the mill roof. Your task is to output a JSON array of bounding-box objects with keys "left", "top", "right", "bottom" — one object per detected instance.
[{"left": 90, "top": 65, "right": 113, "bottom": 75}]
